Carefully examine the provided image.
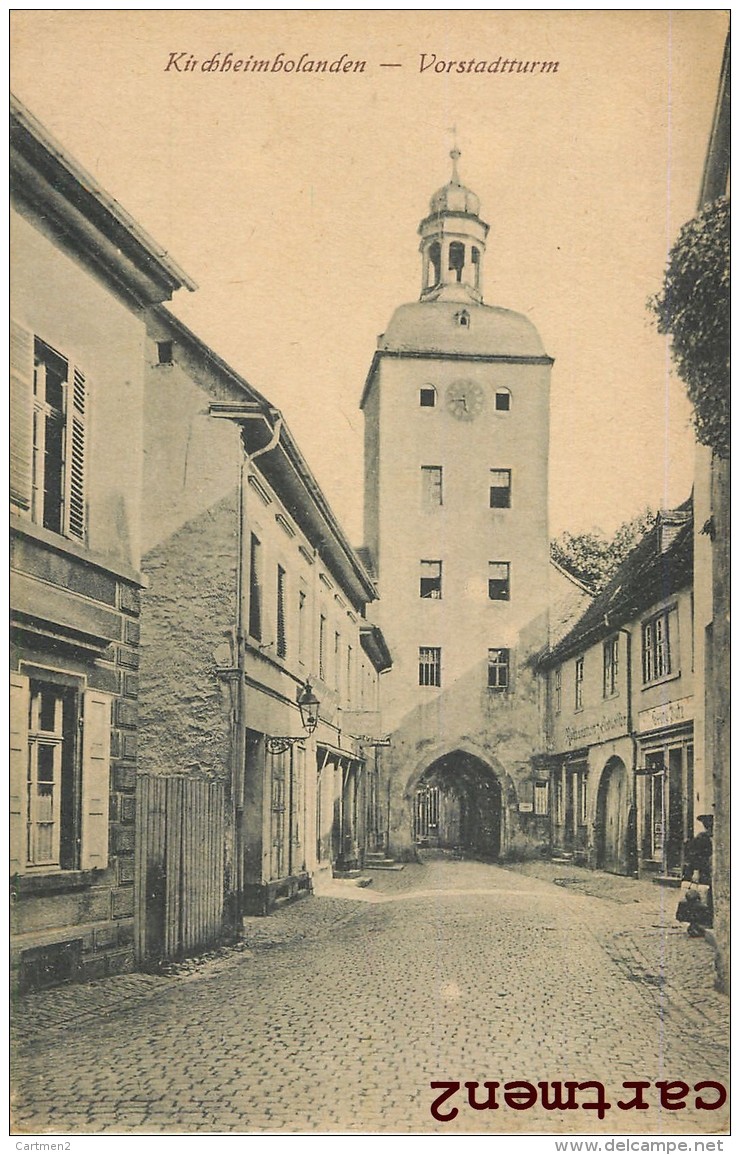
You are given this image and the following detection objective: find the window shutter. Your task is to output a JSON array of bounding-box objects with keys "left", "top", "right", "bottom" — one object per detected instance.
[
  {"left": 10, "top": 673, "right": 30, "bottom": 875},
  {"left": 80, "top": 690, "right": 111, "bottom": 870},
  {"left": 64, "top": 367, "right": 87, "bottom": 540},
  {"left": 10, "top": 321, "right": 34, "bottom": 511}
]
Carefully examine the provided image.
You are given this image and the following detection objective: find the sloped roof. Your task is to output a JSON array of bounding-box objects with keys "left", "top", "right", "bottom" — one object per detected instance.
[{"left": 539, "top": 501, "right": 693, "bottom": 669}]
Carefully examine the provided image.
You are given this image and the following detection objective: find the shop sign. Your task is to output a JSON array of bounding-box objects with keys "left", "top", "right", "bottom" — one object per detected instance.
[
  {"left": 563, "top": 711, "right": 627, "bottom": 749},
  {"left": 638, "top": 696, "right": 693, "bottom": 734}
]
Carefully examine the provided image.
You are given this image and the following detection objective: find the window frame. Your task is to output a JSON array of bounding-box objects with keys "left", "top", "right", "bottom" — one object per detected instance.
[
  {"left": 418, "top": 646, "right": 442, "bottom": 688},
  {"left": 574, "top": 656, "right": 585, "bottom": 711},
  {"left": 487, "top": 647, "right": 510, "bottom": 691},
  {"left": 10, "top": 673, "right": 111, "bottom": 876},
  {"left": 603, "top": 635, "right": 619, "bottom": 698},
  {"left": 642, "top": 608, "right": 675, "bottom": 685},
  {"left": 420, "top": 465, "right": 443, "bottom": 509},
  {"left": 10, "top": 325, "right": 88, "bottom": 543},
  {"left": 419, "top": 559, "right": 443, "bottom": 600},
  {"left": 276, "top": 564, "right": 287, "bottom": 659},
  {"left": 248, "top": 534, "right": 263, "bottom": 642},
  {"left": 489, "top": 468, "right": 512, "bottom": 509},
  {"left": 488, "top": 561, "right": 511, "bottom": 602}
]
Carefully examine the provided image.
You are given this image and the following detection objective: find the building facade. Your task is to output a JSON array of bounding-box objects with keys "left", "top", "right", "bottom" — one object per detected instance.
[
  {"left": 137, "top": 308, "right": 390, "bottom": 950},
  {"left": 539, "top": 506, "right": 695, "bottom": 879},
  {"left": 361, "top": 153, "right": 556, "bottom": 860},
  {"left": 9, "top": 97, "right": 195, "bottom": 990}
]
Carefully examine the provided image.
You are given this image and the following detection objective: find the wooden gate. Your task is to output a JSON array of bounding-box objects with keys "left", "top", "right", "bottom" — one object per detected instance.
[{"left": 135, "top": 775, "right": 225, "bottom": 965}]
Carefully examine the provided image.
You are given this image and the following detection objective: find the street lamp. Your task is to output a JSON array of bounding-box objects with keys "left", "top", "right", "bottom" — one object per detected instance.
[{"left": 266, "top": 681, "right": 320, "bottom": 756}]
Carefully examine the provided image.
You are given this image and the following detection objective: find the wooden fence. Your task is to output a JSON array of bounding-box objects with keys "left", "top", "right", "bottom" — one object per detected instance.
[{"left": 135, "top": 775, "right": 225, "bottom": 965}]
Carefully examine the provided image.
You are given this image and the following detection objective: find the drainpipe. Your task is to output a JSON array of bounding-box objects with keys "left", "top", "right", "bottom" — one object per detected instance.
[{"left": 230, "top": 411, "right": 284, "bottom": 918}]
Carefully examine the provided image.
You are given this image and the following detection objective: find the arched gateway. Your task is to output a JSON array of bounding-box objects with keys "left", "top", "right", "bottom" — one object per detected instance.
[
  {"left": 410, "top": 748, "right": 505, "bottom": 859},
  {"left": 595, "top": 756, "right": 632, "bottom": 875}
]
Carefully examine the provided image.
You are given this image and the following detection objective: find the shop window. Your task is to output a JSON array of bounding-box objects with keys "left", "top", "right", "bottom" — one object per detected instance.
[
  {"left": 489, "top": 469, "right": 512, "bottom": 509},
  {"left": 419, "top": 647, "right": 441, "bottom": 687},
  {"left": 10, "top": 674, "right": 110, "bottom": 875},
  {"left": 488, "top": 561, "right": 510, "bottom": 601},
  {"left": 421, "top": 465, "right": 443, "bottom": 508},
  {"left": 603, "top": 636, "right": 619, "bottom": 697},
  {"left": 488, "top": 648, "right": 510, "bottom": 691},
  {"left": 420, "top": 560, "right": 442, "bottom": 599},
  {"left": 574, "top": 656, "right": 584, "bottom": 710},
  {"left": 642, "top": 608, "right": 675, "bottom": 683}
]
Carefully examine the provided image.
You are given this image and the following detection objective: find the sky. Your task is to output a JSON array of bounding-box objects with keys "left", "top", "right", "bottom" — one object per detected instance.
[{"left": 10, "top": 10, "right": 728, "bottom": 543}]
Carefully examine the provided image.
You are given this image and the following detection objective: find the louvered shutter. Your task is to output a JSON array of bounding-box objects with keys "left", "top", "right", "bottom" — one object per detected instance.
[
  {"left": 10, "top": 674, "right": 30, "bottom": 875},
  {"left": 63, "top": 367, "right": 87, "bottom": 540},
  {"left": 80, "top": 690, "right": 111, "bottom": 870},
  {"left": 10, "top": 321, "right": 34, "bottom": 511}
]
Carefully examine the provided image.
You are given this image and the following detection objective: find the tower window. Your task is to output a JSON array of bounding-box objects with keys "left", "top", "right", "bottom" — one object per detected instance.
[
  {"left": 419, "top": 647, "right": 441, "bottom": 687},
  {"left": 455, "top": 310, "right": 470, "bottom": 328},
  {"left": 488, "top": 648, "right": 510, "bottom": 691},
  {"left": 471, "top": 247, "right": 481, "bottom": 288},
  {"left": 449, "top": 242, "right": 465, "bottom": 283},
  {"left": 495, "top": 390, "right": 511, "bottom": 412},
  {"left": 419, "top": 387, "right": 436, "bottom": 408},
  {"left": 428, "top": 242, "right": 441, "bottom": 288},
  {"left": 420, "top": 560, "right": 442, "bottom": 599},
  {"left": 421, "top": 466, "right": 443, "bottom": 508},
  {"left": 488, "top": 561, "right": 510, "bottom": 601},
  {"left": 489, "top": 469, "right": 512, "bottom": 509}
]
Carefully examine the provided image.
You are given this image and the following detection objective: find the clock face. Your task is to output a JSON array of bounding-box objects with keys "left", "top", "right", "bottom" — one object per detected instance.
[{"left": 445, "top": 380, "right": 485, "bottom": 421}]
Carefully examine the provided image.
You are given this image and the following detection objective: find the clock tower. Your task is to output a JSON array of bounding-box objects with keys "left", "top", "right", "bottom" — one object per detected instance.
[{"left": 361, "top": 152, "right": 554, "bottom": 860}]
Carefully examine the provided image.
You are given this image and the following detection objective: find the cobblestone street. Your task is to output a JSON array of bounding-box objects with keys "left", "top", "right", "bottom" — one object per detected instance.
[{"left": 11, "top": 857, "right": 729, "bottom": 1135}]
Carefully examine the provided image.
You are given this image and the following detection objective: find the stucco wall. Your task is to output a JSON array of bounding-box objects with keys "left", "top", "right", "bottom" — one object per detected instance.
[{"left": 11, "top": 207, "right": 146, "bottom": 570}]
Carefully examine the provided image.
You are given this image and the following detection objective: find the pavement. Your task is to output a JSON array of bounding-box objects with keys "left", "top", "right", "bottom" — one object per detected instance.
[{"left": 11, "top": 855, "right": 729, "bottom": 1136}]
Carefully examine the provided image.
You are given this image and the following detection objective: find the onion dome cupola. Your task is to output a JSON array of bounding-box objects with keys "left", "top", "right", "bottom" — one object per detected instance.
[{"left": 418, "top": 148, "right": 490, "bottom": 304}]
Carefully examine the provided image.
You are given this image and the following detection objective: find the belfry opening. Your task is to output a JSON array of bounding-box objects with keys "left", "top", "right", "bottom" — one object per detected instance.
[{"left": 413, "top": 750, "right": 503, "bottom": 859}]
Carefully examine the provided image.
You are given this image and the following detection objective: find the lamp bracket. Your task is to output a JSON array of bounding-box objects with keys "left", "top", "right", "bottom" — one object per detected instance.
[{"left": 266, "top": 736, "right": 306, "bottom": 756}]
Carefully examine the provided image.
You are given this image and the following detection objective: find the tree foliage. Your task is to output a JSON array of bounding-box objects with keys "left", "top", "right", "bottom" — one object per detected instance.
[
  {"left": 551, "top": 508, "right": 657, "bottom": 594},
  {"left": 649, "top": 196, "right": 730, "bottom": 457}
]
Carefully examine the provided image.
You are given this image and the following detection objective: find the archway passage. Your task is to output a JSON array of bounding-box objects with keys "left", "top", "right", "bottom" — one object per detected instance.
[
  {"left": 595, "top": 756, "right": 631, "bottom": 875},
  {"left": 414, "top": 750, "right": 502, "bottom": 859}
]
